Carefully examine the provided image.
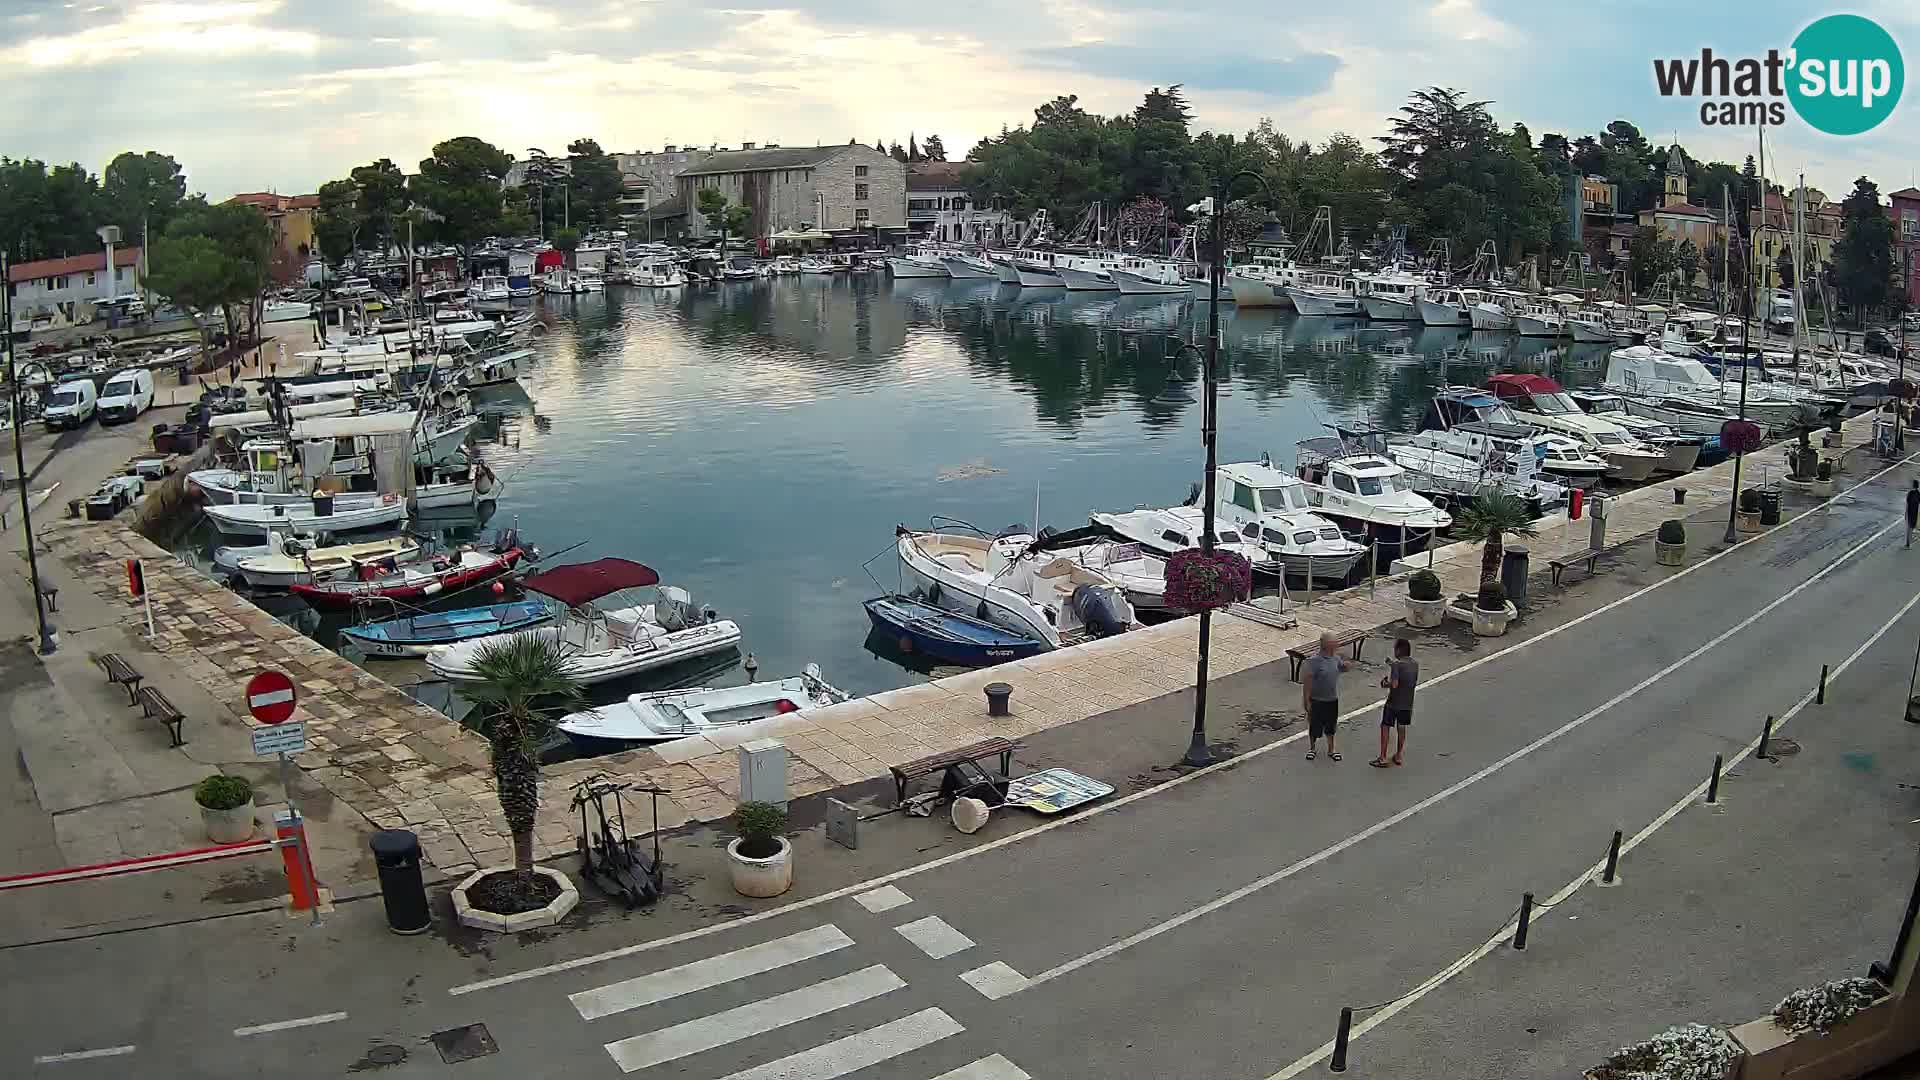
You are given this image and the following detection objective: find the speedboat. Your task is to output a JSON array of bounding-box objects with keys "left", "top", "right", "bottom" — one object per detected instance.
[
  {"left": 555, "top": 665, "right": 849, "bottom": 753},
  {"left": 340, "top": 600, "right": 552, "bottom": 659},
  {"left": 1532, "top": 434, "right": 1612, "bottom": 488},
  {"left": 1211, "top": 461, "right": 1371, "bottom": 583},
  {"left": 1020, "top": 526, "right": 1171, "bottom": 614},
  {"left": 1292, "top": 436, "right": 1452, "bottom": 559},
  {"left": 290, "top": 538, "right": 529, "bottom": 611},
  {"left": 1567, "top": 390, "right": 1703, "bottom": 473},
  {"left": 863, "top": 594, "right": 1046, "bottom": 667},
  {"left": 894, "top": 527, "right": 1134, "bottom": 649},
  {"left": 1090, "top": 505, "right": 1268, "bottom": 566},
  {"left": 426, "top": 557, "right": 742, "bottom": 685},
  {"left": 1386, "top": 422, "right": 1569, "bottom": 512},
  {"left": 1484, "top": 374, "right": 1666, "bottom": 482}
]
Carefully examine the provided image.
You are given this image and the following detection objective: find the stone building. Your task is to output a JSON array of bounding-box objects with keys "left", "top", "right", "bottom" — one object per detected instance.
[
  {"left": 1891, "top": 187, "right": 1920, "bottom": 308},
  {"left": 677, "top": 144, "right": 905, "bottom": 241},
  {"left": 614, "top": 146, "right": 714, "bottom": 228}
]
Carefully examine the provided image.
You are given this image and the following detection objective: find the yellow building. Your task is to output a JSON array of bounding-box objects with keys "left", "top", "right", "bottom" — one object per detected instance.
[
  {"left": 1747, "top": 186, "right": 1841, "bottom": 291},
  {"left": 1635, "top": 146, "right": 1718, "bottom": 283},
  {"left": 227, "top": 191, "right": 320, "bottom": 283}
]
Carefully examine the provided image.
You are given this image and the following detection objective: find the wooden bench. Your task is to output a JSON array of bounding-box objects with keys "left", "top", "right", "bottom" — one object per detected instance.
[
  {"left": 1549, "top": 549, "right": 1604, "bottom": 588},
  {"left": 1287, "top": 628, "right": 1371, "bottom": 682},
  {"left": 135, "top": 686, "right": 185, "bottom": 748},
  {"left": 890, "top": 737, "right": 1018, "bottom": 805},
  {"left": 96, "top": 652, "right": 143, "bottom": 704}
]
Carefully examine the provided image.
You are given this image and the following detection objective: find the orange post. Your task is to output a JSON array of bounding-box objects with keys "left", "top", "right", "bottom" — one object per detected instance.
[{"left": 275, "top": 809, "right": 320, "bottom": 913}]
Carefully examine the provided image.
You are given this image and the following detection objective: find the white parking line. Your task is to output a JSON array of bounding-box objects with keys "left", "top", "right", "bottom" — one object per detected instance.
[
  {"left": 895, "top": 915, "right": 975, "bottom": 959},
  {"left": 571, "top": 924, "right": 853, "bottom": 1021},
  {"left": 931, "top": 1055, "right": 1034, "bottom": 1080},
  {"left": 448, "top": 453, "right": 1918, "bottom": 998},
  {"left": 33, "top": 1046, "right": 136, "bottom": 1064},
  {"left": 603, "top": 965, "right": 904, "bottom": 1073},
  {"left": 1260, "top": 580, "right": 1920, "bottom": 1079},
  {"left": 233, "top": 1012, "right": 348, "bottom": 1037},
  {"left": 959, "top": 962, "right": 1030, "bottom": 1000},
  {"left": 854, "top": 885, "right": 914, "bottom": 913},
  {"left": 715, "top": 1009, "right": 964, "bottom": 1080}
]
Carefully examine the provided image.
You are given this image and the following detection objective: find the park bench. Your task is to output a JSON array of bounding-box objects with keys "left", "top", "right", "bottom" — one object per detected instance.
[
  {"left": 96, "top": 652, "right": 143, "bottom": 704},
  {"left": 890, "top": 737, "right": 1018, "bottom": 806},
  {"left": 1287, "top": 628, "right": 1371, "bottom": 682},
  {"left": 135, "top": 685, "right": 185, "bottom": 748},
  {"left": 1548, "top": 544, "right": 1625, "bottom": 588}
]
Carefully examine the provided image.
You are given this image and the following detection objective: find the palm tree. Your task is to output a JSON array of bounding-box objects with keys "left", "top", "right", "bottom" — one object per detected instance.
[
  {"left": 1451, "top": 492, "right": 1540, "bottom": 584},
  {"left": 464, "top": 636, "right": 583, "bottom": 879}
]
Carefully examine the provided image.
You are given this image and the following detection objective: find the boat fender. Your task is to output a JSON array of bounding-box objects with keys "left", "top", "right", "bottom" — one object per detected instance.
[
  {"left": 474, "top": 465, "right": 495, "bottom": 495},
  {"left": 925, "top": 582, "right": 941, "bottom": 606},
  {"left": 1072, "top": 584, "right": 1128, "bottom": 638}
]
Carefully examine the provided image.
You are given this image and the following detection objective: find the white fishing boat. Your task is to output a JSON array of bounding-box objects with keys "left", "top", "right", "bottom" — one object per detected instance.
[
  {"left": 894, "top": 528, "right": 1135, "bottom": 649},
  {"left": 1292, "top": 438, "right": 1452, "bottom": 557},
  {"left": 1054, "top": 253, "right": 1121, "bottom": 291},
  {"left": 426, "top": 558, "right": 742, "bottom": 685},
  {"left": 1417, "top": 287, "right": 1482, "bottom": 327},
  {"left": 631, "top": 257, "right": 685, "bottom": 287},
  {"left": 469, "top": 273, "right": 511, "bottom": 302},
  {"left": 231, "top": 532, "right": 422, "bottom": 590},
  {"left": 887, "top": 245, "right": 951, "bottom": 279},
  {"left": 1224, "top": 253, "right": 1301, "bottom": 308},
  {"left": 205, "top": 492, "right": 409, "bottom": 537},
  {"left": 1469, "top": 290, "right": 1524, "bottom": 331},
  {"left": 1212, "top": 461, "right": 1371, "bottom": 583},
  {"left": 1356, "top": 270, "right": 1425, "bottom": 321},
  {"left": 1009, "top": 250, "right": 1066, "bottom": 288},
  {"left": 1514, "top": 295, "right": 1577, "bottom": 337},
  {"left": 556, "top": 665, "right": 848, "bottom": 751},
  {"left": 540, "top": 269, "right": 590, "bottom": 294},
  {"left": 1111, "top": 260, "right": 1198, "bottom": 295},
  {"left": 942, "top": 253, "right": 1000, "bottom": 280},
  {"left": 1286, "top": 269, "right": 1362, "bottom": 316}
]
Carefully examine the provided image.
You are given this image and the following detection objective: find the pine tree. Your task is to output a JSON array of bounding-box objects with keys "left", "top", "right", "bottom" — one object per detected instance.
[
  {"left": 908, "top": 134, "right": 920, "bottom": 162},
  {"left": 922, "top": 134, "right": 947, "bottom": 162}
]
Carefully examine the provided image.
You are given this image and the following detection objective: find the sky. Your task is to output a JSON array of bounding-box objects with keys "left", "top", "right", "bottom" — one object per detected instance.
[{"left": 1, "top": 0, "right": 1915, "bottom": 202}]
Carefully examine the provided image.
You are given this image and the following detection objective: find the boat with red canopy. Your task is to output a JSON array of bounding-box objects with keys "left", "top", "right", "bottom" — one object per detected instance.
[{"left": 425, "top": 557, "right": 742, "bottom": 685}]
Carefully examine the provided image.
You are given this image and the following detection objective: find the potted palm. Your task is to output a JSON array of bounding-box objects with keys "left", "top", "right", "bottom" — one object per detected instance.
[
  {"left": 728, "top": 800, "right": 793, "bottom": 898},
  {"left": 450, "top": 635, "right": 584, "bottom": 933},
  {"left": 1404, "top": 568, "right": 1444, "bottom": 627},
  {"left": 1472, "top": 580, "right": 1512, "bottom": 637},
  {"left": 1654, "top": 519, "right": 1686, "bottom": 566},
  {"left": 1452, "top": 492, "right": 1539, "bottom": 588},
  {"left": 195, "top": 773, "right": 256, "bottom": 843}
]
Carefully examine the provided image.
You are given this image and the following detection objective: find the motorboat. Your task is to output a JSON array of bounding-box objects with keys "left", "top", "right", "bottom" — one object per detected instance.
[
  {"left": 341, "top": 600, "right": 552, "bottom": 659},
  {"left": 1285, "top": 269, "right": 1362, "bottom": 316},
  {"left": 1567, "top": 390, "right": 1703, "bottom": 473},
  {"left": 987, "top": 251, "right": 1023, "bottom": 285},
  {"left": 1020, "top": 526, "right": 1170, "bottom": 614},
  {"left": 555, "top": 665, "right": 849, "bottom": 753},
  {"left": 1089, "top": 505, "right": 1268, "bottom": 566},
  {"left": 263, "top": 298, "right": 313, "bottom": 324},
  {"left": 1010, "top": 250, "right": 1066, "bottom": 288},
  {"left": 894, "top": 527, "right": 1134, "bottom": 649},
  {"left": 1111, "top": 258, "right": 1198, "bottom": 296},
  {"left": 1514, "top": 295, "right": 1574, "bottom": 337},
  {"left": 411, "top": 458, "right": 497, "bottom": 511},
  {"left": 1292, "top": 436, "right": 1452, "bottom": 559},
  {"left": 1484, "top": 374, "right": 1666, "bottom": 482},
  {"left": 1470, "top": 290, "right": 1526, "bottom": 331},
  {"left": 426, "top": 557, "right": 743, "bottom": 685},
  {"left": 469, "top": 273, "right": 511, "bottom": 303},
  {"left": 1417, "top": 287, "right": 1482, "bottom": 327},
  {"left": 942, "top": 253, "right": 1001, "bottom": 280},
  {"left": 797, "top": 257, "right": 836, "bottom": 275},
  {"left": 1211, "top": 461, "right": 1371, "bottom": 583},
  {"left": 1054, "top": 253, "right": 1122, "bottom": 292},
  {"left": 291, "top": 537, "right": 529, "bottom": 611},
  {"left": 721, "top": 258, "right": 760, "bottom": 281},
  {"left": 1356, "top": 270, "right": 1425, "bottom": 321},
  {"left": 1386, "top": 421, "right": 1568, "bottom": 512},
  {"left": 888, "top": 245, "right": 951, "bottom": 279},
  {"left": 1531, "top": 434, "right": 1612, "bottom": 487},
  {"left": 231, "top": 532, "right": 422, "bottom": 590},
  {"left": 1605, "top": 346, "right": 1805, "bottom": 433},
  {"left": 540, "top": 269, "right": 591, "bottom": 294},
  {"left": 205, "top": 492, "right": 409, "bottom": 537},
  {"left": 631, "top": 257, "right": 685, "bottom": 287},
  {"left": 862, "top": 594, "right": 1046, "bottom": 667}
]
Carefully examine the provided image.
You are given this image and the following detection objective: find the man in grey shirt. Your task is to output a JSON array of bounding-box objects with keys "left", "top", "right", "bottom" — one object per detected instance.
[
  {"left": 1301, "top": 632, "right": 1352, "bottom": 761},
  {"left": 1372, "top": 637, "right": 1419, "bottom": 768}
]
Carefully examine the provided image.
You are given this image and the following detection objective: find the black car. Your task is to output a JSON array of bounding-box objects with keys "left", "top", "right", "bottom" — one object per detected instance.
[{"left": 1866, "top": 329, "right": 1894, "bottom": 356}]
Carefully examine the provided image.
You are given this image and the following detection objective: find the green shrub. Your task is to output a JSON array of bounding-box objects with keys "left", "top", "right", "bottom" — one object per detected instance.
[
  {"left": 734, "top": 801, "right": 787, "bottom": 859},
  {"left": 1739, "top": 487, "right": 1761, "bottom": 513},
  {"left": 1656, "top": 520, "right": 1686, "bottom": 545},
  {"left": 194, "top": 774, "right": 253, "bottom": 810},
  {"left": 1407, "top": 568, "right": 1443, "bottom": 602},
  {"left": 1475, "top": 579, "right": 1506, "bottom": 611}
]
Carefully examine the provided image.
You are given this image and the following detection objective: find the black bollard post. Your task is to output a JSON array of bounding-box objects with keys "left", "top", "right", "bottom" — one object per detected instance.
[
  {"left": 1513, "top": 892, "right": 1535, "bottom": 950},
  {"left": 1330, "top": 1007, "right": 1353, "bottom": 1072},
  {"left": 1759, "top": 714, "right": 1775, "bottom": 761},
  {"left": 1706, "top": 754, "right": 1723, "bottom": 804},
  {"left": 1817, "top": 664, "right": 1828, "bottom": 704},
  {"left": 1601, "top": 830, "right": 1623, "bottom": 885}
]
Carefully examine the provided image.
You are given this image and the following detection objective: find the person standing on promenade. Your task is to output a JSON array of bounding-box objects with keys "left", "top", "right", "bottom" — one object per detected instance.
[
  {"left": 1906, "top": 480, "right": 1918, "bottom": 548},
  {"left": 1372, "top": 638, "right": 1419, "bottom": 768},
  {"left": 1302, "top": 632, "right": 1351, "bottom": 762}
]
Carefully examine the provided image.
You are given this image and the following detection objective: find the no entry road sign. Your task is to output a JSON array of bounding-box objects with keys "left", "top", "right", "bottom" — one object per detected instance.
[{"left": 245, "top": 670, "right": 297, "bottom": 725}]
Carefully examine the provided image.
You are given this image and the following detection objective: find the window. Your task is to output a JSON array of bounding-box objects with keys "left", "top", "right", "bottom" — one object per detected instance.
[
  {"left": 1903, "top": 209, "right": 1918, "bottom": 240},
  {"left": 51, "top": 275, "right": 68, "bottom": 290},
  {"left": 85, "top": 272, "right": 96, "bottom": 286},
  {"left": 1290, "top": 530, "right": 1317, "bottom": 545},
  {"left": 1320, "top": 527, "right": 1343, "bottom": 541},
  {"left": 855, "top": 209, "right": 869, "bottom": 223},
  {"left": 1331, "top": 473, "right": 1357, "bottom": 494},
  {"left": 1356, "top": 476, "right": 1384, "bottom": 496},
  {"left": 1255, "top": 485, "right": 1305, "bottom": 511},
  {"left": 1241, "top": 523, "right": 1259, "bottom": 539},
  {"left": 855, "top": 184, "right": 868, "bottom": 201},
  {"left": 855, "top": 165, "right": 868, "bottom": 177},
  {"left": 1161, "top": 530, "right": 1189, "bottom": 546},
  {"left": 1230, "top": 483, "right": 1259, "bottom": 512}
]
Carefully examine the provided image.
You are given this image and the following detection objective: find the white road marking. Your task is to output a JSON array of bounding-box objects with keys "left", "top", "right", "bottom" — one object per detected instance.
[
  {"left": 959, "top": 962, "right": 1031, "bottom": 1000},
  {"left": 1004, "top": 518, "right": 1900, "bottom": 994},
  {"left": 603, "top": 964, "right": 904, "bottom": 1074},
  {"left": 931, "top": 1055, "right": 1034, "bottom": 1080},
  {"left": 232, "top": 1012, "right": 348, "bottom": 1037},
  {"left": 1261, "top": 582, "right": 1920, "bottom": 1079},
  {"left": 895, "top": 915, "right": 975, "bottom": 959},
  {"left": 714, "top": 1008, "right": 965, "bottom": 1080},
  {"left": 571, "top": 925, "right": 854, "bottom": 1021},
  {"left": 448, "top": 453, "right": 1918, "bottom": 997},
  {"left": 33, "top": 1046, "right": 136, "bottom": 1064},
  {"left": 854, "top": 885, "right": 914, "bottom": 913}
]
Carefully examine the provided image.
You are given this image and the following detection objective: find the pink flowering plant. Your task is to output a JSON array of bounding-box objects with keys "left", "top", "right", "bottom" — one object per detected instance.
[
  {"left": 1720, "top": 419, "right": 1764, "bottom": 455},
  {"left": 1164, "top": 548, "right": 1253, "bottom": 612}
]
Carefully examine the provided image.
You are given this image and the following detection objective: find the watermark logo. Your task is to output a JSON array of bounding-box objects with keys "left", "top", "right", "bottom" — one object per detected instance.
[{"left": 1652, "top": 14, "right": 1903, "bottom": 134}]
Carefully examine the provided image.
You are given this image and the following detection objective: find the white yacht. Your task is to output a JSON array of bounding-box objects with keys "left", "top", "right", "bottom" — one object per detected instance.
[
  {"left": 1292, "top": 438, "right": 1452, "bottom": 558},
  {"left": 1387, "top": 422, "right": 1569, "bottom": 511},
  {"left": 1484, "top": 374, "right": 1666, "bottom": 481},
  {"left": 1212, "top": 461, "right": 1371, "bottom": 583},
  {"left": 894, "top": 528, "right": 1135, "bottom": 648},
  {"left": 1418, "top": 287, "right": 1483, "bottom": 327},
  {"left": 1356, "top": 270, "right": 1425, "bottom": 321},
  {"left": 1605, "top": 346, "right": 1810, "bottom": 432},
  {"left": 1089, "top": 505, "right": 1267, "bottom": 569},
  {"left": 1567, "top": 390, "right": 1703, "bottom": 473}
]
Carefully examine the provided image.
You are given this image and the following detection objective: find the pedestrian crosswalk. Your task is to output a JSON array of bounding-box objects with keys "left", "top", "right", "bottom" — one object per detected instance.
[{"left": 567, "top": 911, "right": 1032, "bottom": 1080}]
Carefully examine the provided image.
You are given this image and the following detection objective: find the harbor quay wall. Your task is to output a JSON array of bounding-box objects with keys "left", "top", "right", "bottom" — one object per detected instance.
[{"left": 45, "top": 412, "right": 1882, "bottom": 878}]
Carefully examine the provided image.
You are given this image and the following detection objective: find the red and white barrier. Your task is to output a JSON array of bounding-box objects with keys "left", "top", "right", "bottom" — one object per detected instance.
[{"left": 0, "top": 838, "right": 281, "bottom": 891}]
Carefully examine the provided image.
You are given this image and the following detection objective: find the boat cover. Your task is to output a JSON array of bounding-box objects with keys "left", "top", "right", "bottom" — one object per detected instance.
[{"left": 522, "top": 557, "right": 660, "bottom": 606}]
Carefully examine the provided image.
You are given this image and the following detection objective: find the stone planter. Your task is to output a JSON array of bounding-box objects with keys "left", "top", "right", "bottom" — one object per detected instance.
[
  {"left": 201, "top": 798, "right": 257, "bottom": 844},
  {"left": 1730, "top": 993, "right": 1895, "bottom": 1080},
  {"left": 1654, "top": 540, "right": 1685, "bottom": 567},
  {"left": 1404, "top": 596, "right": 1445, "bottom": 628},
  {"left": 1736, "top": 509, "right": 1763, "bottom": 533},
  {"left": 727, "top": 836, "right": 793, "bottom": 898},
  {"left": 1471, "top": 604, "right": 1513, "bottom": 637},
  {"left": 451, "top": 865, "right": 579, "bottom": 933}
]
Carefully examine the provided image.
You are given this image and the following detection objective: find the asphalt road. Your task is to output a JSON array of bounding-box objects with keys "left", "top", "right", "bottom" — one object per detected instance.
[{"left": 4, "top": 464, "right": 1919, "bottom": 1079}]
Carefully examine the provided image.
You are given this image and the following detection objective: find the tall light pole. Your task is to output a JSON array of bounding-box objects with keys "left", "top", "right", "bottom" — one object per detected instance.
[
  {"left": 1183, "top": 164, "right": 1275, "bottom": 768},
  {"left": 1724, "top": 183, "right": 1755, "bottom": 546},
  {"left": 2, "top": 252, "right": 58, "bottom": 654}
]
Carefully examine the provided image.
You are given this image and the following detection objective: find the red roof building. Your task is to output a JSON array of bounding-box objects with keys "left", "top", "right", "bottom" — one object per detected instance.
[{"left": 7, "top": 247, "right": 141, "bottom": 285}]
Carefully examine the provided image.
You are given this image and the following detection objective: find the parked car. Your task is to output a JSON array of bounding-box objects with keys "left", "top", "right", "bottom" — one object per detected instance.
[
  {"left": 96, "top": 368, "right": 155, "bottom": 424},
  {"left": 42, "top": 378, "right": 97, "bottom": 430},
  {"left": 1866, "top": 329, "right": 1894, "bottom": 356}
]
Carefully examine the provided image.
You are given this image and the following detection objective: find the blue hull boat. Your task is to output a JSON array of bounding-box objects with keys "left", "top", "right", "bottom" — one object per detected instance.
[
  {"left": 863, "top": 593, "right": 1045, "bottom": 668},
  {"left": 339, "top": 600, "right": 552, "bottom": 659}
]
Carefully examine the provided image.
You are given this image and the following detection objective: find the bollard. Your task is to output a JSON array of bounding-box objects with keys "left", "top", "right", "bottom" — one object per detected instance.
[
  {"left": 984, "top": 682, "right": 1013, "bottom": 718},
  {"left": 1329, "top": 1006, "right": 1353, "bottom": 1072},
  {"left": 1706, "top": 754, "right": 1723, "bottom": 804},
  {"left": 1674, "top": 487, "right": 1686, "bottom": 505},
  {"left": 1817, "top": 664, "right": 1828, "bottom": 705},
  {"left": 1513, "top": 892, "right": 1535, "bottom": 950},
  {"left": 1759, "top": 714, "right": 1775, "bottom": 761},
  {"left": 1601, "top": 829, "right": 1623, "bottom": 885},
  {"left": 275, "top": 809, "right": 321, "bottom": 915}
]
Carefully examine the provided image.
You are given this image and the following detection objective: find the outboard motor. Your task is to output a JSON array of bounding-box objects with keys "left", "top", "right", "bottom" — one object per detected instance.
[
  {"left": 1070, "top": 584, "right": 1129, "bottom": 638},
  {"left": 656, "top": 585, "right": 697, "bottom": 631}
]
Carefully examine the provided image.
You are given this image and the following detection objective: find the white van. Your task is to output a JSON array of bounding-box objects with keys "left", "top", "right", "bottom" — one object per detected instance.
[
  {"left": 43, "top": 379, "right": 98, "bottom": 430},
  {"left": 97, "top": 368, "right": 155, "bottom": 425}
]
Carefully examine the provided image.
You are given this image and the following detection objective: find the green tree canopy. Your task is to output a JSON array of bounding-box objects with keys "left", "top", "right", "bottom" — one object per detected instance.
[
  {"left": 348, "top": 158, "right": 407, "bottom": 254},
  {"left": 102, "top": 151, "right": 187, "bottom": 238},
  {"left": 1832, "top": 176, "right": 1894, "bottom": 323},
  {"left": 565, "top": 138, "right": 623, "bottom": 230},
  {"left": 0, "top": 158, "right": 106, "bottom": 262},
  {"left": 410, "top": 136, "right": 513, "bottom": 255},
  {"left": 553, "top": 226, "right": 580, "bottom": 254},
  {"left": 313, "top": 179, "right": 360, "bottom": 267},
  {"left": 922, "top": 134, "right": 946, "bottom": 162}
]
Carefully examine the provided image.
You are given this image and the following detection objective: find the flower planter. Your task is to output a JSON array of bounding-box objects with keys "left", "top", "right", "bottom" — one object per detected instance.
[
  {"left": 1654, "top": 540, "right": 1685, "bottom": 567},
  {"left": 451, "top": 865, "right": 579, "bottom": 933},
  {"left": 201, "top": 798, "right": 257, "bottom": 844},
  {"left": 1587, "top": 1024, "right": 1742, "bottom": 1080},
  {"left": 1730, "top": 993, "right": 1894, "bottom": 1080},
  {"left": 1736, "top": 509, "right": 1762, "bottom": 534},
  {"left": 1444, "top": 597, "right": 1516, "bottom": 636},
  {"left": 1404, "top": 596, "right": 1445, "bottom": 628},
  {"left": 728, "top": 836, "right": 793, "bottom": 898}
]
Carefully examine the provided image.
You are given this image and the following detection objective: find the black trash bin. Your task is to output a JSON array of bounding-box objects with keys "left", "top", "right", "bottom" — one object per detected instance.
[
  {"left": 369, "top": 829, "right": 431, "bottom": 935},
  {"left": 1500, "top": 545, "right": 1529, "bottom": 608},
  {"left": 311, "top": 491, "right": 334, "bottom": 517},
  {"left": 1759, "top": 488, "right": 1782, "bottom": 527}
]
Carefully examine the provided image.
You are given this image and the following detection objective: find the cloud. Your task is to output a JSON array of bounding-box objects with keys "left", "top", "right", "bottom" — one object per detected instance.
[
  {"left": 2, "top": 2, "right": 320, "bottom": 67},
  {"left": 388, "top": 0, "right": 558, "bottom": 31},
  {"left": 1026, "top": 43, "right": 1341, "bottom": 97}
]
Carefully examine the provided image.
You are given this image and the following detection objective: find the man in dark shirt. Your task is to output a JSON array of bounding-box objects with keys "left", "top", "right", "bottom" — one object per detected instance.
[
  {"left": 1372, "top": 638, "right": 1419, "bottom": 768},
  {"left": 1906, "top": 480, "right": 1918, "bottom": 548}
]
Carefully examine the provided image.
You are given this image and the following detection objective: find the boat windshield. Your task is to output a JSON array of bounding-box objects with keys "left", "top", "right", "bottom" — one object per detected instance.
[
  {"left": 1593, "top": 431, "right": 1628, "bottom": 446},
  {"left": 1256, "top": 486, "right": 1309, "bottom": 512},
  {"left": 1354, "top": 475, "right": 1384, "bottom": 496},
  {"left": 1531, "top": 391, "right": 1579, "bottom": 415}
]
